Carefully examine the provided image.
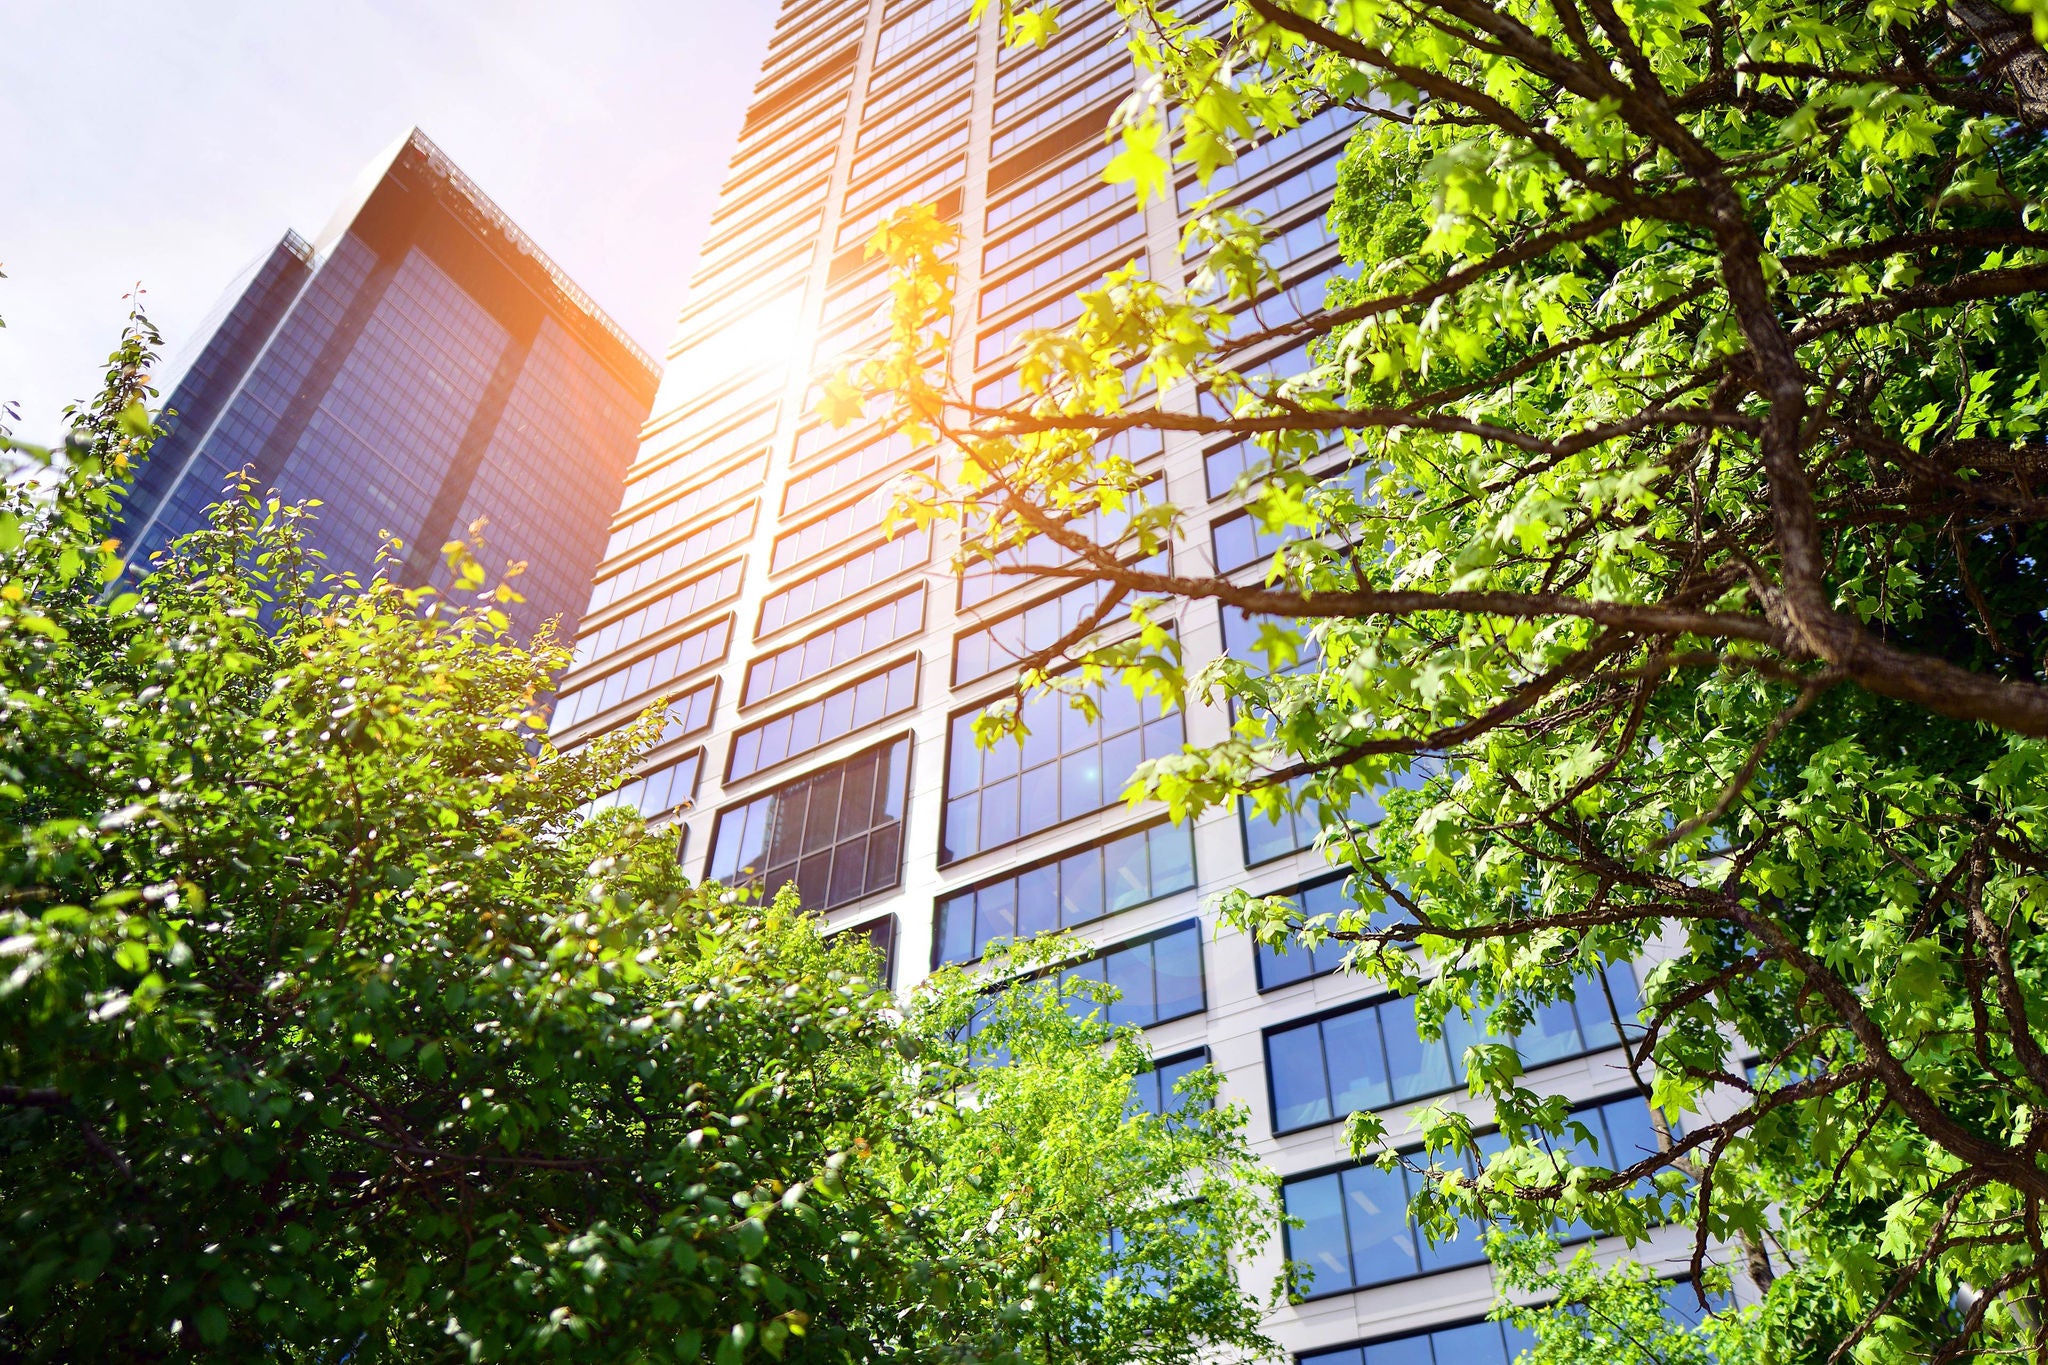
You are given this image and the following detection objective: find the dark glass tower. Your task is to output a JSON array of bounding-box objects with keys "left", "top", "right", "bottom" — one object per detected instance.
[{"left": 118, "top": 128, "right": 660, "bottom": 641}]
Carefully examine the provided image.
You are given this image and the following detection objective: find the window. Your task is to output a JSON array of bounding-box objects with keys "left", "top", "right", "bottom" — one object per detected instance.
[
  {"left": 1131, "top": 1048, "right": 1212, "bottom": 1118},
  {"left": 832, "top": 913, "right": 899, "bottom": 989},
  {"left": 572, "top": 560, "right": 743, "bottom": 670},
  {"left": 844, "top": 128, "right": 971, "bottom": 214},
  {"left": 872, "top": 0, "right": 972, "bottom": 64},
  {"left": 850, "top": 109, "right": 971, "bottom": 184},
  {"left": 942, "top": 683, "right": 1183, "bottom": 862},
  {"left": 987, "top": 141, "right": 1115, "bottom": 233},
  {"left": 578, "top": 677, "right": 720, "bottom": 748},
  {"left": 758, "top": 530, "right": 930, "bottom": 636},
  {"left": 1282, "top": 1093, "right": 1673, "bottom": 1298},
  {"left": 1177, "top": 101, "right": 1366, "bottom": 211},
  {"left": 836, "top": 159, "right": 967, "bottom": 248},
  {"left": 1265, "top": 963, "right": 1642, "bottom": 1134},
  {"left": 772, "top": 478, "right": 925, "bottom": 573},
  {"left": 959, "top": 468, "right": 1164, "bottom": 607},
  {"left": 580, "top": 749, "right": 702, "bottom": 823},
  {"left": 1254, "top": 874, "right": 1387, "bottom": 990},
  {"left": 994, "top": 4, "right": 1117, "bottom": 85},
  {"left": 705, "top": 736, "right": 912, "bottom": 912},
  {"left": 1205, "top": 436, "right": 1348, "bottom": 501},
  {"left": 960, "top": 922, "right": 1205, "bottom": 1066},
  {"left": 976, "top": 290, "right": 1085, "bottom": 370},
  {"left": 1066, "top": 920, "right": 1206, "bottom": 1029},
  {"left": 661, "top": 679, "right": 719, "bottom": 742},
  {"left": 978, "top": 214, "right": 1147, "bottom": 317},
  {"left": 744, "top": 586, "right": 925, "bottom": 706},
  {"left": 603, "top": 451, "right": 767, "bottom": 561},
  {"left": 953, "top": 562, "right": 1163, "bottom": 687},
  {"left": 587, "top": 502, "right": 756, "bottom": 614},
  {"left": 1210, "top": 147, "right": 1341, "bottom": 223},
  {"left": 984, "top": 181, "right": 1141, "bottom": 276},
  {"left": 1209, "top": 460, "right": 1375, "bottom": 574},
  {"left": 989, "top": 61, "right": 1131, "bottom": 158},
  {"left": 552, "top": 616, "right": 732, "bottom": 733},
  {"left": 727, "top": 657, "right": 919, "bottom": 782},
  {"left": 934, "top": 819, "right": 1195, "bottom": 965},
  {"left": 857, "top": 64, "right": 973, "bottom": 151},
  {"left": 1301, "top": 1318, "right": 1536, "bottom": 1365},
  {"left": 1241, "top": 761, "right": 1438, "bottom": 866},
  {"left": 1286, "top": 1158, "right": 1489, "bottom": 1296},
  {"left": 1220, "top": 604, "right": 1322, "bottom": 675},
  {"left": 784, "top": 426, "right": 920, "bottom": 514}
]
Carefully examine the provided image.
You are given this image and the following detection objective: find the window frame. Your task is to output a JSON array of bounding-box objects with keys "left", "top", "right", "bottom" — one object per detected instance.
[
  {"left": 931, "top": 816, "right": 1199, "bottom": 968},
  {"left": 937, "top": 655, "right": 1185, "bottom": 866},
  {"left": 1279, "top": 1088, "right": 1674, "bottom": 1302},
  {"left": 702, "top": 732, "right": 917, "bottom": 914},
  {"left": 724, "top": 654, "right": 921, "bottom": 785},
  {"left": 741, "top": 584, "right": 928, "bottom": 709}
]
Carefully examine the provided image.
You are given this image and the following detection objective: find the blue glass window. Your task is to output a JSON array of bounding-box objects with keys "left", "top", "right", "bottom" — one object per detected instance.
[
  {"left": 934, "top": 820, "right": 1195, "bottom": 965},
  {"left": 1130, "top": 1047, "right": 1212, "bottom": 1118},
  {"left": 1254, "top": 875, "right": 1396, "bottom": 991},
  {"left": 942, "top": 684, "right": 1183, "bottom": 862},
  {"left": 705, "top": 736, "right": 911, "bottom": 912},
  {"left": 1282, "top": 1091, "right": 1673, "bottom": 1298},
  {"left": 1265, "top": 964, "right": 1640, "bottom": 1134},
  {"left": 1299, "top": 1318, "right": 1536, "bottom": 1365},
  {"left": 727, "top": 657, "right": 918, "bottom": 782}
]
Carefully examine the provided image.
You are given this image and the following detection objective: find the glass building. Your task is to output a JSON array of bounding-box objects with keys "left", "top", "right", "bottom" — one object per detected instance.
[
  {"left": 118, "top": 128, "right": 659, "bottom": 642},
  {"left": 557, "top": 2, "right": 1716, "bottom": 1354}
]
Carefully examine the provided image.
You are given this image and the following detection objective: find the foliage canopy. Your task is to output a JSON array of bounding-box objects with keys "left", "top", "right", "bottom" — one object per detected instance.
[
  {"left": 840, "top": 0, "right": 2048, "bottom": 1357},
  {"left": 0, "top": 318, "right": 1283, "bottom": 1363}
]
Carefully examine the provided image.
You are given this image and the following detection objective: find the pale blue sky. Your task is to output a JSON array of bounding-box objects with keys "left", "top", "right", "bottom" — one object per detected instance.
[{"left": 1, "top": 1, "right": 778, "bottom": 440}]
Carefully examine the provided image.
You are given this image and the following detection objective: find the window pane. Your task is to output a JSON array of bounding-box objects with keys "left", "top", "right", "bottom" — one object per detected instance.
[
  {"left": 1104, "top": 939, "right": 1156, "bottom": 1027},
  {"left": 1020, "top": 763, "right": 1061, "bottom": 835},
  {"left": 829, "top": 842, "right": 869, "bottom": 905},
  {"left": 1014, "top": 863, "right": 1059, "bottom": 938},
  {"left": 863, "top": 821, "right": 901, "bottom": 894},
  {"left": 1147, "top": 823, "right": 1194, "bottom": 895},
  {"left": 1102, "top": 823, "right": 1149, "bottom": 910},
  {"left": 1321, "top": 1007, "right": 1393, "bottom": 1116},
  {"left": 1150, "top": 925, "right": 1204, "bottom": 1021},
  {"left": 975, "top": 879, "right": 1017, "bottom": 950},
  {"left": 1379, "top": 994, "right": 1455, "bottom": 1101},
  {"left": 1155, "top": 1051, "right": 1209, "bottom": 1112},
  {"left": 937, "top": 892, "right": 976, "bottom": 964},
  {"left": 1430, "top": 1323, "right": 1510, "bottom": 1365},
  {"left": 1268, "top": 1021, "right": 1333, "bottom": 1131},
  {"left": 1361, "top": 1338, "right": 1433, "bottom": 1365},
  {"left": 705, "top": 738, "right": 907, "bottom": 911},
  {"left": 1341, "top": 1164, "right": 1419, "bottom": 1288},
  {"left": 1284, "top": 1172, "right": 1353, "bottom": 1297},
  {"left": 942, "top": 681, "right": 1183, "bottom": 859},
  {"left": 1058, "top": 844, "right": 1104, "bottom": 926}
]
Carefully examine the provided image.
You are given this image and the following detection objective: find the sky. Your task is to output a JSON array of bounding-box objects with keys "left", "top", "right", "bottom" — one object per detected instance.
[{"left": 0, "top": 0, "right": 778, "bottom": 442}]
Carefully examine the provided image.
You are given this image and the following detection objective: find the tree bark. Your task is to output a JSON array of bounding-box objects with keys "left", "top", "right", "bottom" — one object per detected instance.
[{"left": 1949, "top": 0, "right": 2048, "bottom": 124}]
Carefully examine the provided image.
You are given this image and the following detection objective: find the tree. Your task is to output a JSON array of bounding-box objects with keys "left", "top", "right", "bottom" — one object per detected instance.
[
  {"left": 839, "top": 0, "right": 2048, "bottom": 1356},
  {"left": 0, "top": 313, "right": 1285, "bottom": 1363},
  {"left": 893, "top": 940, "right": 1289, "bottom": 1365}
]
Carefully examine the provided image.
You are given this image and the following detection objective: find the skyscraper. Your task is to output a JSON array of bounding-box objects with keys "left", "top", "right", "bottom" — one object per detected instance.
[
  {"left": 119, "top": 129, "right": 659, "bottom": 642},
  {"left": 555, "top": 3, "right": 1699, "bottom": 1355}
]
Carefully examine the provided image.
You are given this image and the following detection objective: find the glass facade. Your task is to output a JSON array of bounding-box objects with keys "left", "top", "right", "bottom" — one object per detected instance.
[
  {"left": 1265, "top": 964, "right": 1642, "bottom": 1134},
  {"left": 564, "top": 2, "right": 1704, "bottom": 1356},
  {"left": 705, "top": 736, "right": 912, "bottom": 913},
  {"left": 117, "top": 130, "right": 657, "bottom": 645},
  {"left": 1284, "top": 1093, "right": 1673, "bottom": 1298}
]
